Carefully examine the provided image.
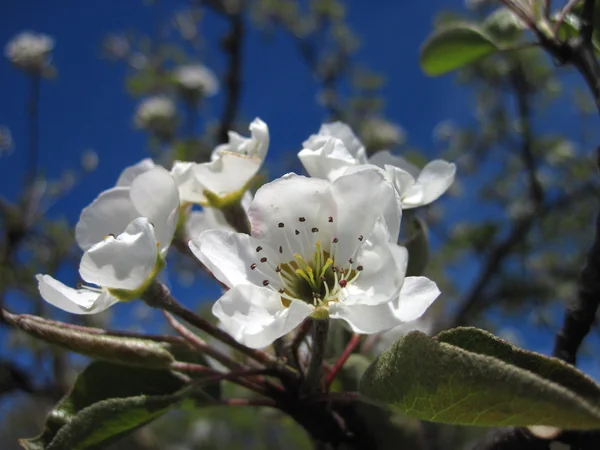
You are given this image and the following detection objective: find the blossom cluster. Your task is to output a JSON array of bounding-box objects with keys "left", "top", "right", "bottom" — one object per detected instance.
[
  {"left": 5, "top": 31, "right": 55, "bottom": 74},
  {"left": 36, "top": 118, "right": 455, "bottom": 349}
]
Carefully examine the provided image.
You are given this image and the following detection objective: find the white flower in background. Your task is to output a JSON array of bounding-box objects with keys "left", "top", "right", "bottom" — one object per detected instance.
[
  {"left": 0, "top": 126, "right": 13, "bottom": 156},
  {"left": 37, "top": 218, "right": 163, "bottom": 314},
  {"left": 171, "top": 118, "right": 269, "bottom": 206},
  {"left": 174, "top": 64, "right": 219, "bottom": 97},
  {"left": 134, "top": 96, "right": 177, "bottom": 136},
  {"left": 81, "top": 149, "right": 99, "bottom": 172},
  {"left": 75, "top": 164, "right": 179, "bottom": 256},
  {"left": 190, "top": 169, "right": 440, "bottom": 349},
  {"left": 360, "top": 117, "right": 405, "bottom": 151},
  {"left": 369, "top": 151, "right": 456, "bottom": 209},
  {"left": 5, "top": 31, "right": 54, "bottom": 73},
  {"left": 299, "top": 121, "right": 456, "bottom": 209}
]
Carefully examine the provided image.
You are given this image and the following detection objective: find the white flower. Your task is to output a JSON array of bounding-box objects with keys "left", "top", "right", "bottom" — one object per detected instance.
[
  {"left": 37, "top": 218, "right": 162, "bottom": 314},
  {"left": 190, "top": 169, "right": 439, "bottom": 349},
  {"left": 171, "top": 118, "right": 269, "bottom": 206},
  {"left": 186, "top": 192, "right": 252, "bottom": 238},
  {"left": 174, "top": 64, "right": 219, "bottom": 97},
  {"left": 369, "top": 151, "right": 456, "bottom": 209},
  {"left": 75, "top": 164, "right": 179, "bottom": 256},
  {"left": 134, "top": 96, "right": 177, "bottom": 136},
  {"left": 5, "top": 31, "right": 54, "bottom": 73},
  {"left": 361, "top": 117, "right": 405, "bottom": 151},
  {"left": 0, "top": 126, "right": 13, "bottom": 155},
  {"left": 299, "top": 122, "right": 456, "bottom": 209}
]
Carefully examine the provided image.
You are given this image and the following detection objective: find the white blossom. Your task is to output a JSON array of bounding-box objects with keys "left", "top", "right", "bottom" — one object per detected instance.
[
  {"left": 0, "top": 126, "right": 13, "bottom": 155},
  {"left": 190, "top": 169, "right": 439, "bottom": 349},
  {"left": 174, "top": 64, "right": 219, "bottom": 97},
  {"left": 171, "top": 118, "right": 269, "bottom": 206},
  {"left": 134, "top": 96, "right": 177, "bottom": 136},
  {"left": 5, "top": 31, "right": 54, "bottom": 73},
  {"left": 361, "top": 117, "right": 405, "bottom": 151},
  {"left": 75, "top": 163, "right": 180, "bottom": 256},
  {"left": 299, "top": 122, "right": 456, "bottom": 209},
  {"left": 37, "top": 218, "right": 162, "bottom": 314}
]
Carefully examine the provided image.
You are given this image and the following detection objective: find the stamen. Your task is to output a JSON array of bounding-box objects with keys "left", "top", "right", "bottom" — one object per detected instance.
[
  {"left": 358, "top": 235, "right": 364, "bottom": 241},
  {"left": 320, "top": 258, "right": 334, "bottom": 278},
  {"left": 250, "top": 263, "right": 257, "bottom": 270},
  {"left": 256, "top": 246, "right": 263, "bottom": 252},
  {"left": 260, "top": 257, "right": 267, "bottom": 263},
  {"left": 328, "top": 216, "right": 333, "bottom": 223},
  {"left": 339, "top": 279, "right": 348, "bottom": 288},
  {"left": 311, "top": 227, "right": 319, "bottom": 233},
  {"left": 262, "top": 280, "right": 270, "bottom": 286},
  {"left": 299, "top": 217, "right": 306, "bottom": 222},
  {"left": 278, "top": 222, "right": 284, "bottom": 228}
]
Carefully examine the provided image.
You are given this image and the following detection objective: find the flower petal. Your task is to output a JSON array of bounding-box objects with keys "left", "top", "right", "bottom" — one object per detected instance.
[
  {"left": 189, "top": 229, "right": 281, "bottom": 289},
  {"left": 186, "top": 208, "right": 232, "bottom": 238},
  {"left": 330, "top": 167, "right": 400, "bottom": 262},
  {"left": 247, "top": 174, "right": 334, "bottom": 261},
  {"left": 369, "top": 150, "right": 420, "bottom": 179},
  {"left": 36, "top": 274, "right": 118, "bottom": 314},
  {"left": 130, "top": 167, "right": 179, "bottom": 253},
  {"left": 79, "top": 218, "right": 158, "bottom": 291},
  {"left": 403, "top": 160, "right": 456, "bottom": 208},
  {"left": 116, "top": 158, "right": 156, "bottom": 187},
  {"left": 391, "top": 276, "right": 440, "bottom": 322},
  {"left": 329, "top": 302, "right": 400, "bottom": 334},
  {"left": 384, "top": 165, "right": 416, "bottom": 200},
  {"left": 75, "top": 187, "right": 139, "bottom": 251},
  {"left": 195, "top": 152, "right": 261, "bottom": 198},
  {"left": 212, "top": 284, "right": 313, "bottom": 349},
  {"left": 248, "top": 117, "right": 270, "bottom": 160},
  {"left": 171, "top": 161, "right": 207, "bottom": 204},
  {"left": 315, "top": 122, "right": 367, "bottom": 163},
  {"left": 298, "top": 137, "right": 357, "bottom": 180}
]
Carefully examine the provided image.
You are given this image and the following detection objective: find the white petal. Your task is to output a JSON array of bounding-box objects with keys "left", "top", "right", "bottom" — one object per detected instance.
[
  {"left": 75, "top": 187, "right": 139, "bottom": 251},
  {"left": 392, "top": 276, "right": 440, "bottom": 322},
  {"left": 348, "top": 223, "right": 407, "bottom": 306},
  {"left": 384, "top": 165, "right": 416, "bottom": 200},
  {"left": 186, "top": 208, "right": 232, "bottom": 238},
  {"left": 116, "top": 158, "right": 156, "bottom": 187},
  {"left": 36, "top": 274, "right": 118, "bottom": 314},
  {"left": 248, "top": 118, "right": 270, "bottom": 160},
  {"left": 79, "top": 218, "right": 159, "bottom": 291},
  {"left": 171, "top": 161, "right": 207, "bottom": 204},
  {"left": 189, "top": 229, "right": 281, "bottom": 289},
  {"left": 195, "top": 152, "right": 261, "bottom": 197},
  {"left": 404, "top": 160, "right": 456, "bottom": 207},
  {"left": 369, "top": 150, "right": 420, "bottom": 179},
  {"left": 298, "top": 137, "right": 357, "bottom": 180},
  {"left": 130, "top": 167, "right": 179, "bottom": 253},
  {"left": 212, "top": 284, "right": 313, "bottom": 349},
  {"left": 330, "top": 167, "right": 399, "bottom": 262},
  {"left": 317, "top": 122, "right": 366, "bottom": 162},
  {"left": 329, "top": 302, "right": 400, "bottom": 334},
  {"left": 247, "top": 174, "right": 334, "bottom": 261}
]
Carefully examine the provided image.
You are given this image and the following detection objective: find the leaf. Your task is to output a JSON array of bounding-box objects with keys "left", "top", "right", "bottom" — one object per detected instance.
[
  {"left": 359, "top": 330, "right": 600, "bottom": 429},
  {"left": 420, "top": 24, "right": 501, "bottom": 76},
  {"left": 405, "top": 218, "right": 430, "bottom": 277},
  {"left": 20, "top": 361, "right": 193, "bottom": 450},
  {"left": 4, "top": 313, "right": 174, "bottom": 369}
]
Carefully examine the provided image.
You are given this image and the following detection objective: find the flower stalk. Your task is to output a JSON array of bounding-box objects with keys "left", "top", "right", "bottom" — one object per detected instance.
[{"left": 301, "top": 318, "right": 329, "bottom": 394}]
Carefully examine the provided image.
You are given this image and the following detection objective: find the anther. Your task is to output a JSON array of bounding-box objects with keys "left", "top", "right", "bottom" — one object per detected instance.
[
  {"left": 250, "top": 263, "right": 257, "bottom": 270},
  {"left": 278, "top": 222, "right": 284, "bottom": 228},
  {"left": 328, "top": 216, "right": 333, "bottom": 223},
  {"left": 262, "top": 280, "right": 270, "bottom": 286},
  {"left": 311, "top": 227, "right": 319, "bottom": 233},
  {"left": 358, "top": 235, "right": 364, "bottom": 241},
  {"left": 256, "top": 246, "right": 263, "bottom": 252},
  {"left": 349, "top": 258, "right": 354, "bottom": 264},
  {"left": 279, "top": 245, "right": 283, "bottom": 254},
  {"left": 299, "top": 217, "right": 306, "bottom": 222},
  {"left": 276, "top": 266, "right": 281, "bottom": 272},
  {"left": 295, "top": 230, "right": 300, "bottom": 235},
  {"left": 332, "top": 237, "right": 339, "bottom": 243},
  {"left": 260, "top": 257, "right": 267, "bottom": 263},
  {"left": 339, "top": 280, "right": 348, "bottom": 288},
  {"left": 357, "top": 266, "right": 364, "bottom": 271},
  {"left": 279, "top": 288, "right": 285, "bottom": 294},
  {"left": 76, "top": 282, "right": 84, "bottom": 289}
]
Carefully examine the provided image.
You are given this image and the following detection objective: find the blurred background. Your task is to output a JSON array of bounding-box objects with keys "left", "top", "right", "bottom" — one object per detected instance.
[{"left": 1, "top": 0, "right": 599, "bottom": 448}]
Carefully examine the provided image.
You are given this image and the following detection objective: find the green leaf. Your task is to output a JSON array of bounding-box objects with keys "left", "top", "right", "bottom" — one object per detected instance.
[
  {"left": 20, "top": 361, "right": 193, "bottom": 450},
  {"left": 405, "top": 218, "right": 430, "bottom": 277},
  {"left": 359, "top": 330, "right": 600, "bottom": 429},
  {"left": 5, "top": 313, "right": 174, "bottom": 369},
  {"left": 420, "top": 24, "right": 501, "bottom": 76}
]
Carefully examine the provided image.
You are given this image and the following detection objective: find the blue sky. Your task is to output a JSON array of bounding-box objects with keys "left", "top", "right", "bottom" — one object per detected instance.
[{"left": 1, "top": 0, "right": 599, "bottom": 385}]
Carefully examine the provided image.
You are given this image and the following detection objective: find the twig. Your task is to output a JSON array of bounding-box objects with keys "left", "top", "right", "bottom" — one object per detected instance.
[
  {"left": 219, "top": 398, "right": 277, "bottom": 408},
  {"left": 553, "top": 0, "right": 583, "bottom": 36},
  {"left": 325, "top": 334, "right": 361, "bottom": 390}
]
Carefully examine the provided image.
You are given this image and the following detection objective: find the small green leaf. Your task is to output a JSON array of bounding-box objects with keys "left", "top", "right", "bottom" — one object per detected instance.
[
  {"left": 20, "top": 361, "right": 192, "bottom": 450},
  {"left": 420, "top": 24, "right": 501, "bottom": 76},
  {"left": 405, "top": 218, "right": 430, "bottom": 277},
  {"left": 5, "top": 313, "right": 174, "bottom": 369},
  {"left": 359, "top": 330, "right": 600, "bottom": 429}
]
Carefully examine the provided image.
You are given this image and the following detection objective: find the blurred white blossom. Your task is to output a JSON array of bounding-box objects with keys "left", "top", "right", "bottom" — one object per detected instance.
[
  {"left": 0, "top": 126, "right": 13, "bottom": 155},
  {"left": 134, "top": 96, "right": 177, "bottom": 137},
  {"left": 361, "top": 117, "right": 405, "bottom": 151},
  {"left": 81, "top": 149, "right": 99, "bottom": 172},
  {"left": 174, "top": 64, "right": 219, "bottom": 98},
  {"left": 5, "top": 31, "right": 54, "bottom": 74}
]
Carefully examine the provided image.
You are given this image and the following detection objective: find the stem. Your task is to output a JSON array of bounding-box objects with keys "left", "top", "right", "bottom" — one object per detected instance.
[
  {"left": 221, "top": 200, "right": 251, "bottom": 235},
  {"left": 325, "top": 334, "right": 361, "bottom": 389},
  {"left": 553, "top": 0, "right": 582, "bottom": 36},
  {"left": 301, "top": 319, "right": 329, "bottom": 394},
  {"left": 172, "top": 362, "right": 269, "bottom": 396},
  {"left": 285, "top": 318, "right": 312, "bottom": 370},
  {"left": 142, "top": 281, "right": 297, "bottom": 378}
]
